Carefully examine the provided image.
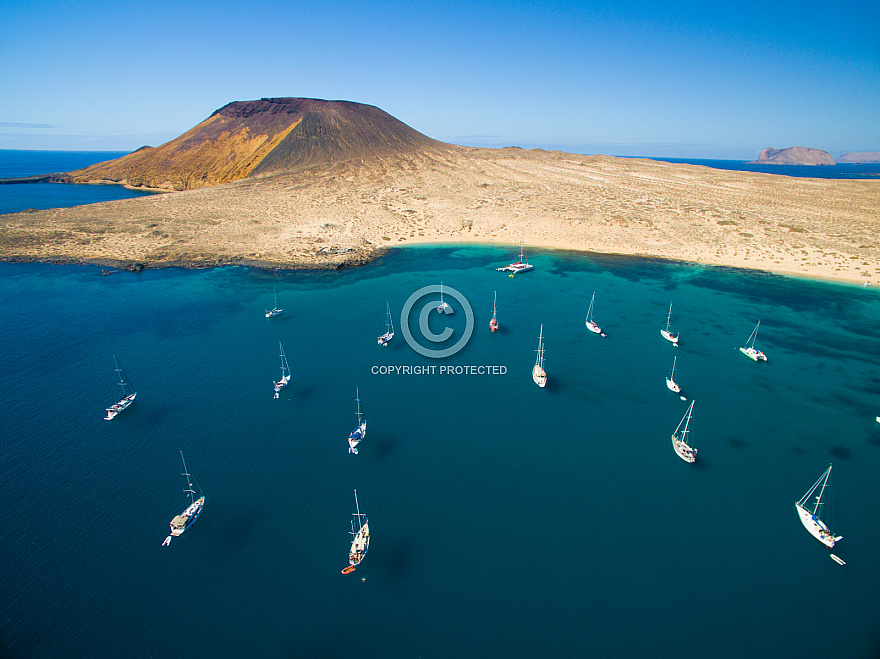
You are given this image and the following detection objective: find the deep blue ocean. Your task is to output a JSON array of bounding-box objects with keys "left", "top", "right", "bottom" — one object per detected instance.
[
  {"left": 1, "top": 152, "right": 880, "bottom": 658},
  {"left": 0, "top": 150, "right": 153, "bottom": 214}
]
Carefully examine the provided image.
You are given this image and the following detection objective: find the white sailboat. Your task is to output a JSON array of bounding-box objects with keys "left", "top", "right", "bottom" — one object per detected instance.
[
  {"left": 666, "top": 355, "right": 683, "bottom": 396},
  {"left": 489, "top": 291, "right": 498, "bottom": 332},
  {"left": 496, "top": 229, "right": 534, "bottom": 274},
  {"left": 436, "top": 282, "right": 453, "bottom": 313},
  {"left": 265, "top": 286, "right": 283, "bottom": 318},
  {"left": 163, "top": 451, "right": 205, "bottom": 546},
  {"left": 348, "top": 388, "right": 367, "bottom": 454},
  {"left": 795, "top": 464, "right": 842, "bottom": 548},
  {"left": 273, "top": 342, "right": 291, "bottom": 395},
  {"left": 341, "top": 489, "right": 370, "bottom": 574},
  {"left": 671, "top": 400, "right": 697, "bottom": 463},
  {"left": 377, "top": 302, "right": 394, "bottom": 346},
  {"left": 104, "top": 355, "right": 137, "bottom": 420},
  {"left": 585, "top": 292, "right": 604, "bottom": 336},
  {"left": 532, "top": 325, "right": 547, "bottom": 388},
  {"left": 661, "top": 303, "right": 679, "bottom": 345},
  {"left": 739, "top": 321, "right": 767, "bottom": 361}
]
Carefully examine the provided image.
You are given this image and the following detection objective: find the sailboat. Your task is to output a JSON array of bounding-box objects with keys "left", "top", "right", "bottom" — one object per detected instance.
[
  {"left": 163, "top": 451, "right": 205, "bottom": 546},
  {"left": 739, "top": 321, "right": 767, "bottom": 361},
  {"left": 273, "top": 342, "right": 291, "bottom": 395},
  {"left": 265, "top": 286, "right": 283, "bottom": 318},
  {"left": 661, "top": 303, "right": 679, "bottom": 345},
  {"left": 666, "top": 355, "right": 682, "bottom": 394},
  {"left": 671, "top": 400, "right": 697, "bottom": 463},
  {"left": 532, "top": 325, "right": 547, "bottom": 388},
  {"left": 377, "top": 302, "right": 394, "bottom": 346},
  {"left": 489, "top": 291, "right": 499, "bottom": 332},
  {"left": 496, "top": 229, "right": 534, "bottom": 274},
  {"left": 795, "top": 464, "right": 842, "bottom": 548},
  {"left": 104, "top": 355, "right": 137, "bottom": 420},
  {"left": 585, "top": 292, "right": 604, "bottom": 336},
  {"left": 436, "top": 282, "right": 453, "bottom": 314},
  {"left": 348, "top": 388, "right": 367, "bottom": 454},
  {"left": 341, "top": 490, "right": 370, "bottom": 574}
]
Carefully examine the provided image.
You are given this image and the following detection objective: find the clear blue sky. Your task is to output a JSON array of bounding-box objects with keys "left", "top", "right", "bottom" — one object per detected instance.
[{"left": 1, "top": 0, "right": 878, "bottom": 158}]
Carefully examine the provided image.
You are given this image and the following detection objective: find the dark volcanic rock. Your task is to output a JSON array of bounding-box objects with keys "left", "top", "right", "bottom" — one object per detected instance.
[{"left": 66, "top": 97, "right": 448, "bottom": 191}]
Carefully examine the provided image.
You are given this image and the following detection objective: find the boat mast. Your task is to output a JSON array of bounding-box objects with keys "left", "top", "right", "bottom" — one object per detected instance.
[
  {"left": 815, "top": 465, "right": 831, "bottom": 515},
  {"left": 355, "top": 387, "right": 362, "bottom": 425},
  {"left": 386, "top": 302, "right": 393, "bottom": 333},
  {"left": 666, "top": 304, "right": 673, "bottom": 331},
  {"left": 113, "top": 355, "right": 130, "bottom": 395},
  {"left": 519, "top": 229, "right": 526, "bottom": 262},
  {"left": 671, "top": 355, "right": 677, "bottom": 378},
  {"left": 536, "top": 325, "right": 545, "bottom": 368},
  {"left": 279, "top": 342, "right": 288, "bottom": 377},
  {"left": 180, "top": 451, "right": 195, "bottom": 505},
  {"left": 680, "top": 401, "right": 694, "bottom": 443}
]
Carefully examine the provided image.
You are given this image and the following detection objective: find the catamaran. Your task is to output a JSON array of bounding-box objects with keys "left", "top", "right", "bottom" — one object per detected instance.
[
  {"left": 265, "top": 286, "right": 283, "bottom": 318},
  {"left": 104, "top": 355, "right": 137, "bottom": 420},
  {"left": 341, "top": 490, "right": 370, "bottom": 574},
  {"left": 163, "top": 451, "right": 204, "bottom": 546},
  {"left": 348, "top": 388, "right": 367, "bottom": 454},
  {"left": 437, "top": 282, "right": 453, "bottom": 313},
  {"left": 661, "top": 303, "right": 679, "bottom": 345},
  {"left": 496, "top": 230, "right": 534, "bottom": 274},
  {"left": 666, "top": 355, "right": 682, "bottom": 394},
  {"left": 489, "top": 291, "right": 498, "bottom": 332},
  {"left": 671, "top": 400, "right": 697, "bottom": 463},
  {"left": 585, "top": 292, "right": 604, "bottom": 336},
  {"left": 378, "top": 302, "right": 394, "bottom": 346},
  {"left": 532, "top": 325, "right": 547, "bottom": 388},
  {"left": 795, "top": 464, "right": 842, "bottom": 548},
  {"left": 273, "top": 342, "right": 291, "bottom": 395},
  {"left": 740, "top": 321, "right": 767, "bottom": 361}
]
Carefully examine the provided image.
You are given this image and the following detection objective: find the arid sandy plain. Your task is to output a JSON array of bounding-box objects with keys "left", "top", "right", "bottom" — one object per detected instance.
[{"left": 1, "top": 145, "right": 877, "bottom": 283}]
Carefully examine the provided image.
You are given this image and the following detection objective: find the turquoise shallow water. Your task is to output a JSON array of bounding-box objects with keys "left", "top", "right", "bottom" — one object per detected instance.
[{"left": 1, "top": 247, "right": 880, "bottom": 658}]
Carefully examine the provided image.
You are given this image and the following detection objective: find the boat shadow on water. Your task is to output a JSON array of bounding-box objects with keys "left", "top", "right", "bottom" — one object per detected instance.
[
  {"left": 368, "top": 435, "right": 397, "bottom": 460},
  {"left": 372, "top": 538, "right": 415, "bottom": 583}
]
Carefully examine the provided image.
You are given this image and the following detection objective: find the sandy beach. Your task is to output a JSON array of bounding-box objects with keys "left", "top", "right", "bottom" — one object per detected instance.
[{"left": 1, "top": 146, "right": 877, "bottom": 283}]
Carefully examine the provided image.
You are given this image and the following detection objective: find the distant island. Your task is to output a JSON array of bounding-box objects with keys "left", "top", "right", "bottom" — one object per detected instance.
[
  {"left": 0, "top": 97, "right": 877, "bottom": 285},
  {"left": 837, "top": 152, "right": 880, "bottom": 164},
  {"left": 749, "top": 146, "right": 835, "bottom": 166}
]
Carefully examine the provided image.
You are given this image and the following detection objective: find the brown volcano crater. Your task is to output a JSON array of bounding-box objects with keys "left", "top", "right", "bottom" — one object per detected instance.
[{"left": 68, "top": 97, "right": 446, "bottom": 191}]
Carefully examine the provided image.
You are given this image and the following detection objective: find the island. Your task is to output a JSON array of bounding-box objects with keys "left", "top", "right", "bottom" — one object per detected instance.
[
  {"left": 837, "top": 152, "right": 880, "bottom": 164},
  {"left": 749, "top": 146, "right": 835, "bottom": 166},
  {"left": 0, "top": 97, "right": 877, "bottom": 284}
]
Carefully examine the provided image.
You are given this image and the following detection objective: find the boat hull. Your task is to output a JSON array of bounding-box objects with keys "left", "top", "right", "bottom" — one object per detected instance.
[
  {"left": 739, "top": 346, "right": 767, "bottom": 361},
  {"left": 265, "top": 308, "right": 283, "bottom": 318},
  {"left": 104, "top": 392, "right": 137, "bottom": 420},
  {"left": 170, "top": 496, "right": 205, "bottom": 536},
  {"left": 532, "top": 365, "right": 546, "bottom": 388},
  {"left": 497, "top": 262, "right": 533, "bottom": 273},
  {"left": 661, "top": 329, "right": 679, "bottom": 345},
  {"left": 666, "top": 378, "right": 680, "bottom": 393},
  {"left": 349, "top": 522, "right": 370, "bottom": 566},
  {"left": 586, "top": 321, "right": 602, "bottom": 334},
  {"left": 274, "top": 375, "right": 290, "bottom": 392},
  {"left": 671, "top": 435, "right": 696, "bottom": 463},
  {"left": 348, "top": 422, "right": 367, "bottom": 453},
  {"left": 795, "top": 504, "right": 840, "bottom": 548}
]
